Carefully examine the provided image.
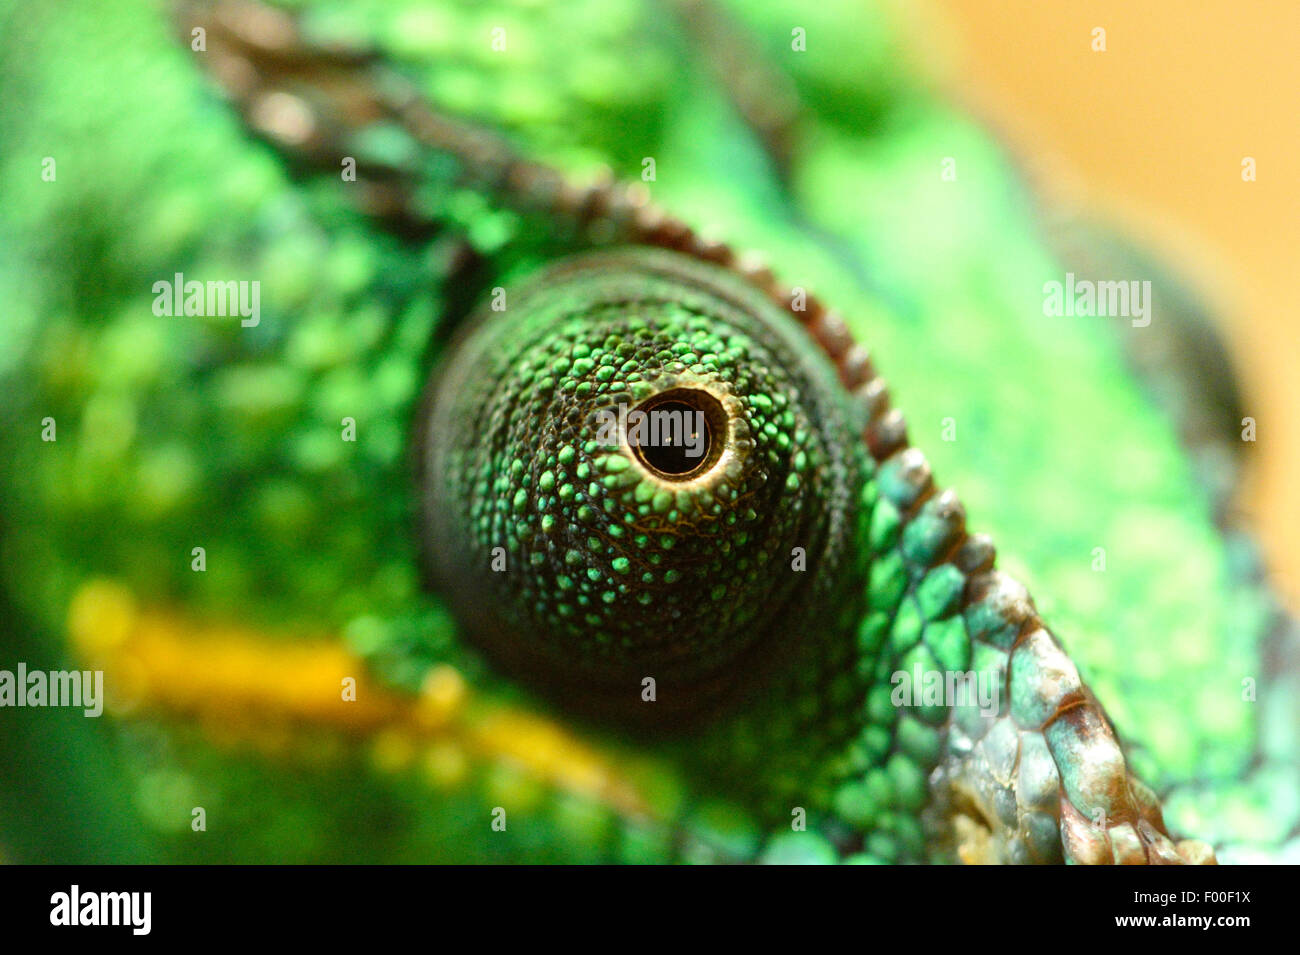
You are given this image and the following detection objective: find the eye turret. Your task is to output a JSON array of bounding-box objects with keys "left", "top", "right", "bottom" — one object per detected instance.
[{"left": 418, "top": 248, "right": 871, "bottom": 719}]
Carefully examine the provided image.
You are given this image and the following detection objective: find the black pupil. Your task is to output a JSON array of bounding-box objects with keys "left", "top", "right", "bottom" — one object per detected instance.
[{"left": 631, "top": 399, "right": 713, "bottom": 478}]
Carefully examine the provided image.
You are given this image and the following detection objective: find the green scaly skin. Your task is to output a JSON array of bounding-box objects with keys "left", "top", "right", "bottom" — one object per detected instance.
[{"left": 0, "top": 0, "right": 1296, "bottom": 863}]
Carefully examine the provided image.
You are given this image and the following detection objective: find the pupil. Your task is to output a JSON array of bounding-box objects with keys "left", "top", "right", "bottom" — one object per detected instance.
[{"left": 629, "top": 393, "right": 719, "bottom": 479}]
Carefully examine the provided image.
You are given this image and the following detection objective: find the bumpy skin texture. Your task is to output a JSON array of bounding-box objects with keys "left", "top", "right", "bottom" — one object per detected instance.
[
  {"left": 0, "top": 0, "right": 1295, "bottom": 863},
  {"left": 421, "top": 250, "right": 871, "bottom": 707}
]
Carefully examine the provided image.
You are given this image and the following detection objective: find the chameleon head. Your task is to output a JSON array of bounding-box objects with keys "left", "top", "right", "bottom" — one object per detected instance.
[{"left": 417, "top": 248, "right": 870, "bottom": 720}]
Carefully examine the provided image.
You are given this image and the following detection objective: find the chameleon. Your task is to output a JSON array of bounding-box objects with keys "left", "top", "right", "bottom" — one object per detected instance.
[{"left": 0, "top": 0, "right": 1296, "bottom": 864}]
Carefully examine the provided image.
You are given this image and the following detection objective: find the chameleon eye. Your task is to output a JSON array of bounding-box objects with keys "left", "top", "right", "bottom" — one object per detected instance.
[
  {"left": 417, "top": 247, "right": 871, "bottom": 720},
  {"left": 627, "top": 388, "right": 727, "bottom": 481}
]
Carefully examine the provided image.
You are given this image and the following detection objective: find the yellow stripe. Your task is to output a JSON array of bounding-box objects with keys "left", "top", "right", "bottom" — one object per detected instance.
[{"left": 66, "top": 579, "right": 654, "bottom": 817}]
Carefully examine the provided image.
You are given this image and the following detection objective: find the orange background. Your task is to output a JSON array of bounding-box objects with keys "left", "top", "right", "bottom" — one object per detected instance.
[{"left": 900, "top": 0, "right": 1300, "bottom": 611}]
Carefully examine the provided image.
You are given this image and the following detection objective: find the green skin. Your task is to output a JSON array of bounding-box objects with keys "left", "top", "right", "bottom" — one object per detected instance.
[{"left": 0, "top": 0, "right": 1296, "bottom": 863}]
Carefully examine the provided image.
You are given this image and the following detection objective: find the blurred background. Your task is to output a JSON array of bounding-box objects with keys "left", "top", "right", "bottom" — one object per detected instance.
[{"left": 907, "top": 0, "right": 1300, "bottom": 613}]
